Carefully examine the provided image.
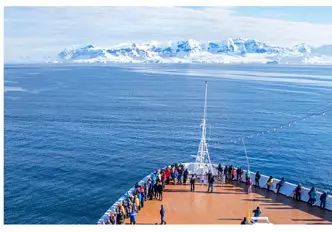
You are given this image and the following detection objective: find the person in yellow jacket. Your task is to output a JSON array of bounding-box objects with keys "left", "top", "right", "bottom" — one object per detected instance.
[
  {"left": 135, "top": 195, "right": 140, "bottom": 211},
  {"left": 119, "top": 202, "right": 126, "bottom": 218},
  {"left": 266, "top": 176, "right": 274, "bottom": 191}
]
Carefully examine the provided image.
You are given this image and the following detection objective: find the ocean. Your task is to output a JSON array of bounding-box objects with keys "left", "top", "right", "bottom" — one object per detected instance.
[{"left": 4, "top": 63, "right": 332, "bottom": 224}]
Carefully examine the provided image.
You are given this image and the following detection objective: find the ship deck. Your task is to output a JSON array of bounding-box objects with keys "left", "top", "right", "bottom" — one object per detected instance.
[{"left": 126, "top": 180, "right": 332, "bottom": 225}]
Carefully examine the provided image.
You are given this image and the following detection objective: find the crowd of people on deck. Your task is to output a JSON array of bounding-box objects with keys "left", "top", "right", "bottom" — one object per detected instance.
[
  {"left": 100, "top": 163, "right": 329, "bottom": 225},
  {"left": 217, "top": 164, "right": 329, "bottom": 209},
  {"left": 101, "top": 163, "right": 191, "bottom": 225}
]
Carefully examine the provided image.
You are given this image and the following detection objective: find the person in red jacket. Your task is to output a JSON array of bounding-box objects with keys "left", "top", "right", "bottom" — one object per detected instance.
[{"left": 165, "top": 167, "right": 171, "bottom": 185}]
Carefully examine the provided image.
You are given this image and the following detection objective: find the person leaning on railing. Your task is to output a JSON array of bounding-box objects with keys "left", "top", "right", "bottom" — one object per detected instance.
[
  {"left": 266, "top": 176, "right": 274, "bottom": 191},
  {"left": 293, "top": 184, "right": 302, "bottom": 201},
  {"left": 255, "top": 171, "right": 261, "bottom": 187},
  {"left": 320, "top": 191, "right": 328, "bottom": 209},
  {"left": 276, "top": 177, "right": 285, "bottom": 194},
  {"left": 308, "top": 186, "right": 317, "bottom": 205}
]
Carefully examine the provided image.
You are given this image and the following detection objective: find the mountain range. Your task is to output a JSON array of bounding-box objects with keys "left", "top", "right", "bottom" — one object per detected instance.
[{"left": 56, "top": 38, "right": 332, "bottom": 65}]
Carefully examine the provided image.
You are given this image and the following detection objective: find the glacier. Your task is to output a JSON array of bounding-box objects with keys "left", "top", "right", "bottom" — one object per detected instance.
[{"left": 56, "top": 38, "right": 332, "bottom": 65}]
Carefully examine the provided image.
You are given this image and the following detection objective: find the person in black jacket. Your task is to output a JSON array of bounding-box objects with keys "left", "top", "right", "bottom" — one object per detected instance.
[
  {"left": 157, "top": 181, "right": 163, "bottom": 201},
  {"left": 208, "top": 175, "right": 215, "bottom": 193},
  {"left": 241, "top": 217, "right": 248, "bottom": 224},
  {"left": 320, "top": 191, "right": 328, "bottom": 209},
  {"left": 255, "top": 171, "right": 261, "bottom": 187},
  {"left": 224, "top": 166, "right": 228, "bottom": 179},
  {"left": 183, "top": 169, "right": 189, "bottom": 184},
  {"left": 190, "top": 174, "right": 196, "bottom": 191}
]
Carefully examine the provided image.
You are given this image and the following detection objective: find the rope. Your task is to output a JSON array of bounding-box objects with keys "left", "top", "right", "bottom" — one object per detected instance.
[{"left": 211, "top": 104, "right": 332, "bottom": 145}]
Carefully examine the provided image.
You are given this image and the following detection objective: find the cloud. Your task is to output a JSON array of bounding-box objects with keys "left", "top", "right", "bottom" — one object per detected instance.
[{"left": 4, "top": 7, "right": 332, "bottom": 63}]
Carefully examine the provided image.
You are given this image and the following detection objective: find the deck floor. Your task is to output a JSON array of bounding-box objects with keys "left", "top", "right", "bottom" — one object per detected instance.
[{"left": 126, "top": 181, "right": 332, "bottom": 224}]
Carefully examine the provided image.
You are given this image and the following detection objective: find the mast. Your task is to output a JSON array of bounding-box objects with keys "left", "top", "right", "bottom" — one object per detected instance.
[{"left": 194, "top": 81, "right": 213, "bottom": 175}]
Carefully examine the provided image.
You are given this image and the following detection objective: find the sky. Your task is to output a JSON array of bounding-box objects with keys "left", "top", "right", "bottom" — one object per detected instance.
[{"left": 4, "top": 6, "right": 332, "bottom": 63}]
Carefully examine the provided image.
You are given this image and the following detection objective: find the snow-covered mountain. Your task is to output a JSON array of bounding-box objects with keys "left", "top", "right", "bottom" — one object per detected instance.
[{"left": 56, "top": 38, "right": 332, "bottom": 65}]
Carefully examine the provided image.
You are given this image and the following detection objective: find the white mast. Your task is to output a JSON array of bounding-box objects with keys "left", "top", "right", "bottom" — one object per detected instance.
[{"left": 194, "top": 81, "right": 213, "bottom": 175}]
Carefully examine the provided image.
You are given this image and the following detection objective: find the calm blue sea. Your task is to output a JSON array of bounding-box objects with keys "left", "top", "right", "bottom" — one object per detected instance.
[{"left": 4, "top": 64, "right": 332, "bottom": 224}]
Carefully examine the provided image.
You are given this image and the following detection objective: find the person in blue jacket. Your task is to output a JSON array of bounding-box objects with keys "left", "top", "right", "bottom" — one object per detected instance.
[
  {"left": 173, "top": 170, "right": 179, "bottom": 185},
  {"left": 130, "top": 210, "right": 137, "bottom": 224},
  {"left": 253, "top": 207, "right": 261, "bottom": 217},
  {"left": 308, "top": 186, "right": 317, "bottom": 205},
  {"left": 160, "top": 205, "right": 166, "bottom": 224},
  {"left": 276, "top": 177, "right": 285, "bottom": 194}
]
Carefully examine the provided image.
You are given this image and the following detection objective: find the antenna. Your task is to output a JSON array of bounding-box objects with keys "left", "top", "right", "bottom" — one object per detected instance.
[{"left": 194, "top": 81, "right": 213, "bottom": 175}]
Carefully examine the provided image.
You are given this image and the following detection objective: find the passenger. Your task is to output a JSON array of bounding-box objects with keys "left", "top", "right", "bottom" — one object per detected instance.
[
  {"left": 183, "top": 169, "right": 189, "bottom": 184},
  {"left": 231, "top": 168, "right": 236, "bottom": 180},
  {"left": 320, "top": 191, "right": 328, "bottom": 209},
  {"left": 157, "top": 171, "right": 161, "bottom": 181},
  {"left": 178, "top": 167, "right": 183, "bottom": 184},
  {"left": 190, "top": 174, "right": 196, "bottom": 191},
  {"left": 253, "top": 206, "right": 262, "bottom": 217},
  {"left": 160, "top": 169, "right": 164, "bottom": 182},
  {"left": 135, "top": 195, "right": 141, "bottom": 211},
  {"left": 218, "top": 164, "right": 222, "bottom": 178},
  {"left": 157, "top": 181, "right": 163, "bottom": 201},
  {"left": 130, "top": 210, "right": 137, "bottom": 224},
  {"left": 160, "top": 205, "right": 166, "bottom": 225},
  {"left": 117, "top": 209, "right": 125, "bottom": 224},
  {"left": 154, "top": 180, "right": 160, "bottom": 199},
  {"left": 148, "top": 180, "right": 154, "bottom": 200},
  {"left": 241, "top": 168, "right": 245, "bottom": 181},
  {"left": 201, "top": 173, "right": 206, "bottom": 185},
  {"left": 276, "top": 177, "right": 285, "bottom": 194},
  {"left": 144, "top": 182, "right": 148, "bottom": 201},
  {"left": 173, "top": 169, "right": 179, "bottom": 185},
  {"left": 120, "top": 202, "right": 126, "bottom": 218},
  {"left": 245, "top": 171, "right": 250, "bottom": 181},
  {"left": 127, "top": 198, "right": 133, "bottom": 217},
  {"left": 151, "top": 171, "right": 158, "bottom": 182},
  {"left": 241, "top": 217, "right": 248, "bottom": 225},
  {"left": 165, "top": 167, "right": 171, "bottom": 185},
  {"left": 208, "top": 174, "right": 215, "bottom": 193},
  {"left": 207, "top": 171, "right": 212, "bottom": 183},
  {"left": 255, "top": 171, "right": 261, "bottom": 187},
  {"left": 110, "top": 213, "right": 116, "bottom": 224},
  {"left": 266, "top": 176, "right": 274, "bottom": 191},
  {"left": 293, "top": 184, "right": 302, "bottom": 201},
  {"left": 123, "top": 199, "right": 130, "bottom": 218},
  {"left": 246, "top": 177, "right": 252, "bottom": 186},
  {"left": 116, "top": 210, "right": 121, "bottom": 224},
  {"left": 228, "top": 166, "right": 232, "bottom": 180},
  {"left": 224, "top": 165, "right": 228, "bottom": 179},
  {"left": 308, "top": 186, "right": 317, "bottom": 205},
  {"left": 139, "top": 185, "right": 145, "bottom": 208},
  {"left": 236, "top": 167, "right": 241, "bottom": 181}
]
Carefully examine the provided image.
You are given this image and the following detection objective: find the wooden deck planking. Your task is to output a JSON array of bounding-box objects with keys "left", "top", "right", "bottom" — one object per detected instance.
[{"left": 126, "top": 181, "right": 332, "bottom": 225}]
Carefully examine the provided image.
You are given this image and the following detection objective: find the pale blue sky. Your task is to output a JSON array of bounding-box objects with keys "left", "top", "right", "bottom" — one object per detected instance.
[{"left": 4, "top": 6, "right": 332, "bottom": 63}]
